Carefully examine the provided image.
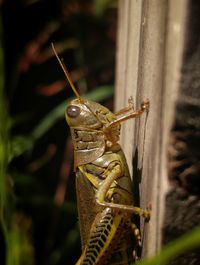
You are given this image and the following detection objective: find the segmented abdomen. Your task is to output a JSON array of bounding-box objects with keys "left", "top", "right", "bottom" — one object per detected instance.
[{"left": 81, "top": 208, "right": 133, "bottom": 265}]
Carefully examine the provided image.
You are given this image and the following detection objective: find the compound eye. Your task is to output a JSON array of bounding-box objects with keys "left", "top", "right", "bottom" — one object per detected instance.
[{"left": 66, "top": 105, "right": 80, "bottom": 118}]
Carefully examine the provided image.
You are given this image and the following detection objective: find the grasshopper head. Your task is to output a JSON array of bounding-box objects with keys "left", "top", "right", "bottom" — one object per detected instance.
[
  {"left": 65, "top": 98, "right": 121, "bottom": 167},
  {"left": 65, "top": 98, "right": 121, "bottom": 145},
  {"left": 65, "top": 98, "right": 117, "bottom": 130},
  {"left": 65, "top": 98, "right": 103, "bottom": 129}
]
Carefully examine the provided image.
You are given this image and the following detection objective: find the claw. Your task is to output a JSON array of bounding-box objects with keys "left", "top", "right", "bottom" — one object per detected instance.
[
  {"left": 143, "top": 202, "right": 152, "bottom": 222},
  {"left": 141, "top": 99, "right": 150, "bottom": 112},
  {"left": 147, "top": 202, "right": 152, "bottom": 211}
]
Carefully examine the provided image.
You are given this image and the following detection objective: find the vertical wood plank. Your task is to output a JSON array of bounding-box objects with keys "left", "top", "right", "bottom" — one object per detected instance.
[{"left": 115, "top": 0, "right": 187, "bottom": 257}]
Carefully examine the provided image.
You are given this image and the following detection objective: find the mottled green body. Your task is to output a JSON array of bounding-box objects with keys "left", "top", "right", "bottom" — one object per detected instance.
[
  {"left": 76, "top": 148, "right": 135, "bottom": 264},
  {"left": 65, "top": 98, "right": 150, "bottom": 265}
]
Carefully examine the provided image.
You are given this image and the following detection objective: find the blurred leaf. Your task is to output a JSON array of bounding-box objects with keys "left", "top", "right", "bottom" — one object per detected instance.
[
  {"left": 22, "top": 0, "right": 42, "bottom": 5},
  {"left": 12, "top": 172, "right": 37, "bottom": 186},
  {"left": 10, "top": 112, "right": 34, "bottom": 128},
  {"left": 37, "top": 80, "right": 66, "bottom": 96},
  {"left": 137, "top": 225, "right": 200, "bottom": 265},
  {"left": 51, "top": 39, "right": 80, "bottom": 57},
  {"left": 49, "top": 223, "right": 79, "bottom": 265},
  {"left": 94, "top": 0, "right": 117, "bottom": 16},
  {"left": 7, "top": 214, "right": 34, "bottom": 265},
  {"left": 19, "top": 21, "right": 60, "bottom": 73},
  {"left": 9, "top": 136, "right": 34, "bottom": 161},
  {"left": 0, "top": 8, "right": 9, "bottom": 242}
]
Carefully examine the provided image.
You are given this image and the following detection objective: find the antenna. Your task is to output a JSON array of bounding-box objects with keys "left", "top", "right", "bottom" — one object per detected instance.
[{"left": 51, "top": 43, "right": 81, "bottom": 100}]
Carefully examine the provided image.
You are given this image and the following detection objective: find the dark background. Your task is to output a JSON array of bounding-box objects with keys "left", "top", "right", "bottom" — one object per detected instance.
[
  {"left": 162, "top": 1, "right": 200, "bottom": 264},
  {"left": 0, "top": 1, "right": 117, "bottom": 264}
]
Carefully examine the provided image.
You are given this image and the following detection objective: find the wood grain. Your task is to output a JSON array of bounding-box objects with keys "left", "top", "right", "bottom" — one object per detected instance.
[{"left": 115, "top": 0, "right": 187, "bottom": 258}]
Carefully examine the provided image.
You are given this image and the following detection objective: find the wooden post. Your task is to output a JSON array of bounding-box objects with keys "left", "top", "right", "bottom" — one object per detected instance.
[{"left": 115, "top": 0, "right": 187, "bottom": 258}]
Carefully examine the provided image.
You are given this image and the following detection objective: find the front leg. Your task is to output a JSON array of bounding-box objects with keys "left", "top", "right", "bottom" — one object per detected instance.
[{"left": 104, "top": 99, "right": 150, "bottom": 130}]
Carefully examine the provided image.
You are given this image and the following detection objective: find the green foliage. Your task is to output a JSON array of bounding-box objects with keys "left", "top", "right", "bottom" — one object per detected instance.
[
  {"left": 6, "top": 214, "right": 35, "bottom": 265},
  {"left": 137, "top": 225, "right": 200, "bottom": 265},
  {"left": 0, "top": 5, "right": 9, "bottom": 248}
]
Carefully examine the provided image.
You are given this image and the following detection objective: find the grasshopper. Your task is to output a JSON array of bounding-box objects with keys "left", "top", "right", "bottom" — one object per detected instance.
[{"left": 52, "top": 44, "right": 150, "bottom": 265}]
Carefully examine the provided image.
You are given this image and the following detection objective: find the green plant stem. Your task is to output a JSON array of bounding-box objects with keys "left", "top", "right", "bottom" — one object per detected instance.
[
  {"left": 138, "top": 225, "right": 200, "bottom": 265},
  {"left": 0, "top": 7, "right": 9, "bottom": 254}
]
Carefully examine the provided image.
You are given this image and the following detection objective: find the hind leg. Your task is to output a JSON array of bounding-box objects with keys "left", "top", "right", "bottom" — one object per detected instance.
[{"left": 75, "top": 208, "right": 123, "bottom": 265}]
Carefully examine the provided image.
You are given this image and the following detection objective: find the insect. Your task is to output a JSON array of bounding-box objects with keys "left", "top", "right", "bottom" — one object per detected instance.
[{"left": 52, "top": 44, "right": 150, "bottom": 265}]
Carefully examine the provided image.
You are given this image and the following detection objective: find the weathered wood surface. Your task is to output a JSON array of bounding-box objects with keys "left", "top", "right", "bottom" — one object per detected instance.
[{"left": 115, "top": 0, "right": 187, "bottom": 258}]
